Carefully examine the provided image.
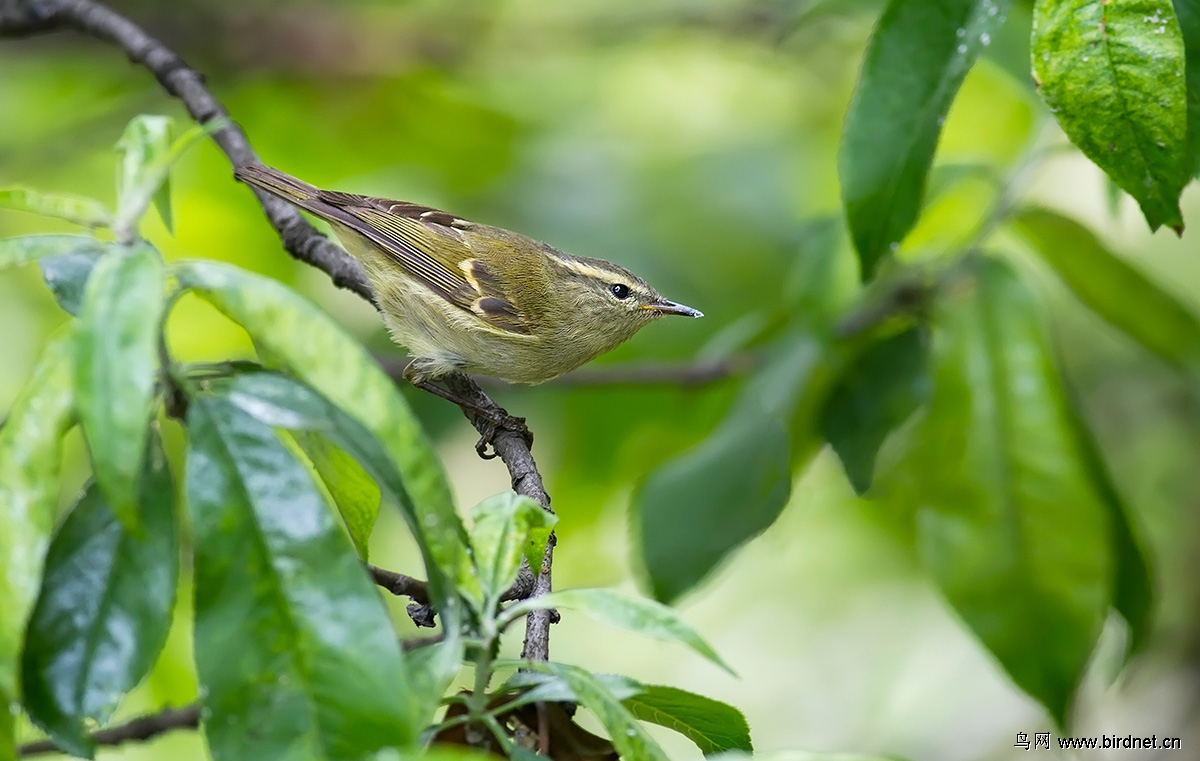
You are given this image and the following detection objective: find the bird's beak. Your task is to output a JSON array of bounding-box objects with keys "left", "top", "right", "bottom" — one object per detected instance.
[{"left": 644, "top": 299, "right": 703, "bottom": 318}]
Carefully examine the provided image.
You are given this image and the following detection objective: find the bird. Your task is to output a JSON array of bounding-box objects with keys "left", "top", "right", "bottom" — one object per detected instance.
[{"left": 235, "top": 163, "right": 702, "bottom": 450}]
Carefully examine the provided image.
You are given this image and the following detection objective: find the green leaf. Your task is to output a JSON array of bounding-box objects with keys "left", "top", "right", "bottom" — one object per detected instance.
[
  {"left": 186, "top": 393, "right": 417, "bottom": 760},
  {"left": 539, "top": 662, "right": 669, "bottom": 761},
  {"left": 0, "top": 699, "right": 12, "bottom": 761},
  {"left": 502, "top": 588, "right": 734, "bottom": 676},
  {"left": 840, "top": 0, "right": 1015, "bottom": 276},
  {"left": 116, "top": 115, "right": 175, "bottom": 234},
  {"left": 0, "top": 188, "right": 111, "bottom": 228},
  {"left": 497, "top": 671, "right": 643, "bottom": 710},
  {"left": 173, "top": 261, "right": 470, "bottom": 592},
  {"left": 821, "top": 327, "right": 931, "bottom": 494},
  {"left": 782, "top": 215, "right": 852, "bottom": 324},
  {"left": 1010, "top": 207, "right": 1200, "bottom": 374},
  {"left": 205, "top": 369, "right": 462, "bottom": 608},
  {"left": 0, "top": 331, "right": 75, "bottom": 708},
  {"left": 406, "top": 632, "right": 465, "bottom": 727},
  {"left": 39, "top": 247, "right": 106, "bottom": 317},
  {"left": 468, "top": 492, "right": 556, "bottom": 611},
  {"left": 21, "top": 436, "right": 177, "bottom": 758},
  {"left": 112, "top": 116, "right": 221, "bottom": 238},
  {"left": 875, "top": 258, "right": 1110, "bottom": 724},
  {"left": 1062, "top": 384, "right": 1154, "bottom": 658},
  {"left": 1177, "top": 0, "right": 1200, "bottom": 177},
  {"left": 0, "top": 235, "right": 101, "bottom": 272},
  {"left": 637, "top": 409, "right": 789, "bottom": 605},
  {"left": 296, "top": 431, "right": 381, "bottom": 559},
  {"left": 75, "top": 243, "right": 165, "bottom": 529},
  {"left": 1032, "top": 0, "right": 1188, "bottom": 231},
  {"left": 623, "top": 685, "right": 752, "bottom": 755},
  {"left": 635, "top": 336, "right": 830, "bottom": 604}
]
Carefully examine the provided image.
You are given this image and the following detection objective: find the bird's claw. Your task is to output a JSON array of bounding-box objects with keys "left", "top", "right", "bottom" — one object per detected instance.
[{"left": 474, "top": 411, "right": 534, "bottom": 459}]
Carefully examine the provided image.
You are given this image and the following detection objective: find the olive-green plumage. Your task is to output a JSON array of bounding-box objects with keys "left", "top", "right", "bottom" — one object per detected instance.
[{"left": 236, "top": 164, "right": 702, "bottom": 384}]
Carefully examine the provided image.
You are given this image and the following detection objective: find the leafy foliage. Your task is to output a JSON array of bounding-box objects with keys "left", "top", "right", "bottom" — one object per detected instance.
[
  {"left": 635, "top": 336, "right": 832, "bottom": 603},
  {"left": 623, "top": 685, "right": 752, "bottom": 755},
  {"left": 841, "top": 0, "right": 1015, "bottom": 275},
  {"left": 0, "top": 332, "right": 75, "bottom": 721},
  {"left": 1032, "top": 0, "right": 1188, "bottom": 231},
  {"left": 874, "top": 259, "right": 1113, "bottom": 724},
  {"left": 467, "top": 492, "right": 556, "bottom": 612},
  {"left": 22, "top": 439, "right": 177, "bottom": 758},
  {"left": 502, "top": 588, "right": 734, "bottom": 674},
  {"left": 821, "top": 327, "right": 930, "bottom": 494},
  {"left": 1011, "top": 207, "right": 1200, "bottom": 372},
  {"left": 74, "top": 242, "right": 165, "bottom": 528},
  {"left": 4, "top": 0, "right": 1200, "bottom": 750},
  {"left": 187, "top": 393, "right": 418, "bottom": 759}
]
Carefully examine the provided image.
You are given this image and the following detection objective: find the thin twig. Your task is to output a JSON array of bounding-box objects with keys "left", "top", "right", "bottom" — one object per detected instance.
[
  {"left": 441, "top": 373, "right": 555, "bottom": 660},
  {"left": 367, "top": 563, "right": 431, "bottom": 604},
  {"left": 18, "top": 704, "right": 200, "bottom": 757}
]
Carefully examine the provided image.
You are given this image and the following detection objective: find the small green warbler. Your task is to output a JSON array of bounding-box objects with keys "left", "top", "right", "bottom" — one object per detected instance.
[{"left": 236, "top": 164, "right": 702, "bottom": 388}]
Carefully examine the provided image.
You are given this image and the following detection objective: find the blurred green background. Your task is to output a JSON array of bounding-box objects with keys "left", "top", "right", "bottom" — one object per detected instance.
[{"left": 3, "top": 0, "right": 1200, "bottom": 758}]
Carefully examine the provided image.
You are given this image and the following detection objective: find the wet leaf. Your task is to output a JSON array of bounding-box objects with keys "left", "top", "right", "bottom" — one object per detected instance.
[
  {"left": 841, "top": 0, "right": 1015, "bottom": 276},
  {"left": 1011, "top": 207, "right": 1200, "bottom": 374},
  {"left": 173, "top": 261, "right": 470, "bottom": 592},
  {"left": 876, "top": 258, "right": 1110, "bottom": 723},
  {"left": 21, "top": 436, "right": 177, "bottom": 758},
  {"left": 116, "top": 115, "right": 174, "bottom": 234},
  {"left": 623, "top": 685, "right": 752, "bottom": 754},
  {"left": 0, "top": 333, "right": 75, "bottom": 715},
  {"left": 1032, "top": 0, "right": 1188, "bottom": 231},
  {"left": 503, "top": 588, "right": 733, "bottom": 675},
  {"left": 635, "top": 336, "right": 830, "bottom": 603},
  {"left": 1176, "top": 0, "right": 1200, "bottom": 177},
  {"left": 822, "top": 327, "right": 931, "bottom": 494},
  {"left": 0, "top": 188, "right": 111, "bottom": 228},
  {"left": 75, "top": 243, "right": 165, "bottom": 528},
  {"left": 539, "top": 663, "right": 668, "bottom": 761},
  {"left": 296, "top": 431, "right": 380, "bottom": 559},
  {"left": 205, "top": 369, "right": 463, "bottom": 608},
  {"left": 468, "top": 492, "right": 556, "bottom": 611},
  {"left": 186, "top": 393, "right": 417, "bottom": 760}
]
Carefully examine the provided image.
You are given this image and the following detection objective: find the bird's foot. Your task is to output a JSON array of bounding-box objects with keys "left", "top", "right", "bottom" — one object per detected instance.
[
  {"left": 410, "top": 378, "right": 533, "bottom": 459},
  {"left": 474, "top": 410, "right": 533, "bottom": 460}
]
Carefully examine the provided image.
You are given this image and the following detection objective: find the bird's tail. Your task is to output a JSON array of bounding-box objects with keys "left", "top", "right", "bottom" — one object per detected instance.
[{"left": 235, "top": 163, "right": 325, "bottom": 208}]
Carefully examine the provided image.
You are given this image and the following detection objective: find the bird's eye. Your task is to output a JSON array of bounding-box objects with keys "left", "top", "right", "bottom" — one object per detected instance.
[{"left": 610, "top": 283, "right": 631, "bottom": 300}]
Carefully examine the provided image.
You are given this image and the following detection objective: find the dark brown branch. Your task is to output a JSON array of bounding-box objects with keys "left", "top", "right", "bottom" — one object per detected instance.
[
  {"left": 18, "top": 704, "right": 200, "bottom": 757},
  {"left": 368, "top": 563, "right": 431, "bottom": 605},
  {"left": 442, "top": 373, "right": 555, "bottom": 660}
]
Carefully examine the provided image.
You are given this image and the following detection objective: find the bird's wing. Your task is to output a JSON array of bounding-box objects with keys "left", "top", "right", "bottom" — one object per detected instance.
[
  {"left": 233, "top": 165, "right": 530, "bottom": 335},
  {"left": 321, "top": 192, "right": 532, "bottom": 336}
]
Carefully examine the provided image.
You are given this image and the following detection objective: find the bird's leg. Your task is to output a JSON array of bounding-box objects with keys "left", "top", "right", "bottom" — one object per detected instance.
[
  {"left": 413, "top": 381, "right": 533, "bottom": 459},
  {"left": 405, "top": 364, "right": 533, "bottom": 458},
  {"left": 411, "top": 379, "right": 498, "bottom": 419}
]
